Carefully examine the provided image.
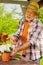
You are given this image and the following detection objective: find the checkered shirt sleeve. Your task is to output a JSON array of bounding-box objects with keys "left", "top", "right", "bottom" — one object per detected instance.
[{"left": 13, "top": 17, "right": 25, "bottom": 38}]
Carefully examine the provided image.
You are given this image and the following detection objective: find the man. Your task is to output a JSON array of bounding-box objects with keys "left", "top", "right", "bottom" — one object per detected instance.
[{"left": 10, "top": 1, "right": 43, "bottom": 65}]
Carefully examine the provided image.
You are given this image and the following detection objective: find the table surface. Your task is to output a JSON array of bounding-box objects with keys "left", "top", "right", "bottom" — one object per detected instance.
[
  {"left": 0, "top": 60, "right": 37, "bottom": 65},
  {"left": 0, "top": 55, "right": 38, "bottom": 65}
]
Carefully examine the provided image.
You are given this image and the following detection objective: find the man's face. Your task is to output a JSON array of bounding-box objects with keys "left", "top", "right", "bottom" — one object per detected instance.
[{"left": 25, "top": 9, "right": 36, "bottom": 21}]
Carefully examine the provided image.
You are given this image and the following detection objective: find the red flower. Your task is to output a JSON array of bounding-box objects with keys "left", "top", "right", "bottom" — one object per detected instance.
[
  {"left": 0, "top": 33, "right": 8, "bottom": 43},
  {"left": 3, "top": 39, "right": 7, "bottom": 42},
  {"left": 2, "top": 34, "right": 8, "bottom": 39}
]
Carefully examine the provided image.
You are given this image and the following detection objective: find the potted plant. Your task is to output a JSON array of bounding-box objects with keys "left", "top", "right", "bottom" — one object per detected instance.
[{"left": 0, "top": 44, "right": 14, "bottom": 62}]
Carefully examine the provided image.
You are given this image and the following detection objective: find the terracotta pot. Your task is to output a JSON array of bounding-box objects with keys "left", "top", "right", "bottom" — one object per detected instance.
[{"left": 2, "top": 53, "right": 10, "bottom": 62}]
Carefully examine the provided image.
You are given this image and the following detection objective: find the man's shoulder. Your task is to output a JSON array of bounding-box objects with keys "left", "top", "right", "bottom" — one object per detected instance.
[
  {"left": 33, "top": 17, "right": 41, "bottom": 23},
  {"left": 33, "top": 17, "right": 43, "bottom": 27},
  {"left": 33, "top": 17, "right": 39, "bottom": 22}
]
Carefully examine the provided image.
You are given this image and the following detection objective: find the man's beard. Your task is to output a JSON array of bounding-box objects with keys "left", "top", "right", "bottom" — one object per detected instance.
[{"left": 26, "top": 16, "right": 34, "bottom": 21}]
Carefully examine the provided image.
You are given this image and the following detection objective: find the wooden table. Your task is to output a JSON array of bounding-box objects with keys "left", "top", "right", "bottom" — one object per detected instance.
[
  {"left": 0, "top": 55, "right": 38, "bottom": 65},
  {"left": 0, "top": 60, "right": 38, "bottom": 65},
  {"left": 0, "top": 56, "right": 38, "bottom": 65}
]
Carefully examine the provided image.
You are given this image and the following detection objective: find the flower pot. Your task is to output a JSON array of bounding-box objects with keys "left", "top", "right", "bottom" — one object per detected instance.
[{"left": 2, "top": 53, "right": 10, "bottom": 62}]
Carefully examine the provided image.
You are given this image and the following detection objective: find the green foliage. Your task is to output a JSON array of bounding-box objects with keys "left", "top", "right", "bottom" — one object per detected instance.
[
  {"left": 0, "top": 5, "right": 22, "bottom": 35},
  {"left": 0, "top": 16, "right": 19, "bottom": 34},
  {"left": 38, "top": 7, "right": 43, "bottom": 23},
  {"left": 0, "top": 4, "right": 23, "bottom": 45},
  {"left": 40, "top": 57, "right": 43, "bottom": 65},
  {"left": 0, "top": 5, "right": 4, "bottom": 16}
]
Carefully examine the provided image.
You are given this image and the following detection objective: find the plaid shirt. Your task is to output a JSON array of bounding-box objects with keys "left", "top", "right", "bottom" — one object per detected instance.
[{"left": 13, "top": 17, "right": 43, "bottom": 60}]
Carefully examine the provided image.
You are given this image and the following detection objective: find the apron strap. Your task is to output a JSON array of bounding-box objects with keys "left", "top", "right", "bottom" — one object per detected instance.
[{"left": 22, "top": 20, "right": 30, "bottom": 56}]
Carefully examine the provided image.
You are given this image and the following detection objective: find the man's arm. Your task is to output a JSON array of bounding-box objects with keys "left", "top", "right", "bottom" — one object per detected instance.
[
  {"left": 17, "top": 42, "right": 31, "bottom": 52},
  {"left": 11, "top": 42, "right": 31, "bottom": 56},
  {"left": 12, "top": 18, "right": 24, "bottom": 38}
]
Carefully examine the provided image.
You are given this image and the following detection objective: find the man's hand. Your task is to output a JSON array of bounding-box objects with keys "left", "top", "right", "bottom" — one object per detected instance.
[
  {"left": 11, "top": 42, "right": 31, "bottom": 56},
  {"left": 10, "top": 36, "right": 18, "bottom": 45},
  {"left": 10, "top": 48, "right": 18, "bottom": 56}
]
